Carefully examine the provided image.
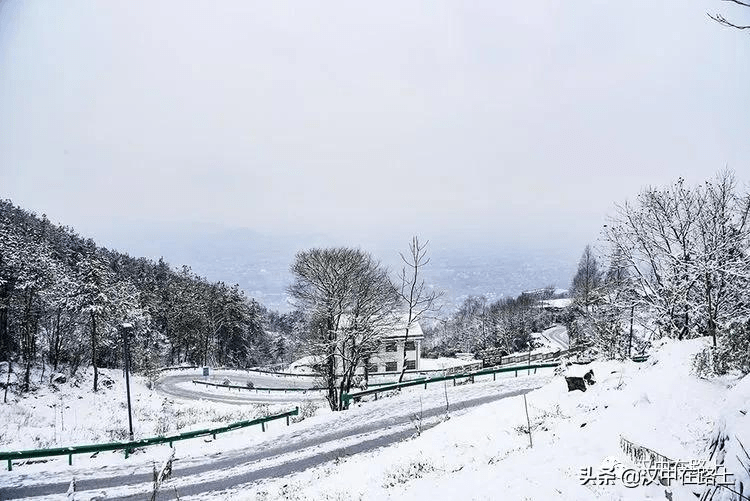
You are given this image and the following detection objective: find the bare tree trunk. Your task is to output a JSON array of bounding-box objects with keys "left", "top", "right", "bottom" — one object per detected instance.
[
  {"left": 628, "top": 305, "right": 634, "bottom": 357},
  {"left": 397, "top": 323, "right": 412, "bottom": 383},
  {"left": 52, "top": 307, "right": 61, "bottom": 371},
  {"left": 3, "top": 359, "right": 11, "bottom": 403},
  {"left": 91, "top": 312, "right": 98, "bottom": 392}
]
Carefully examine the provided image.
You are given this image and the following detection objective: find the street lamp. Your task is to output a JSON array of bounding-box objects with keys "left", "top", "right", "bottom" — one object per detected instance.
[{"left": 121, "top": 323, "right": 135, "bottom": 442}]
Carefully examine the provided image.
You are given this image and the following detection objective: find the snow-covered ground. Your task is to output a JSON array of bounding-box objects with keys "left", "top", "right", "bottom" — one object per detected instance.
[
  {"left": 0, "top": 369, "right": 552, "bottom": 499},
  {"left": 419, "top": 357, "right": 480, "bottom": 371},
  {"left": 2, "top": 339, "right": 748, "bottom": 500},
  {"left": 190, "top": 338, "right": 748, "bottom": 501},
  {"left": 0, "top": 367, "right": 292, "bottom": 452}
]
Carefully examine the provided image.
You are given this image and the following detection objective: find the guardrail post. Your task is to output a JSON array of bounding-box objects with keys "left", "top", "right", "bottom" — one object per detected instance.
[
  {"left": 212, "top": 434, "right": 216, "bottom": 440},
  {"left": 261, "top": 422, "right": 266, "bottom": 432},
  {"left": 493, "top": 373, "right": 496, "bottom": 381},
  {"left": 68, "top": 454, "right": 73, "bottom": 465},
  {"left": 169, "top": 441, "right": 173, "bottom": 448},
  {"left": 286, "top": 415, "right": 290, "bottom": 426},
  {"left": 424, "top": 382, "right": 427, "bottom": 389},
  {"left": 124, "top": 449, "right": 129, "bottom": 459},
  {"left": 7, "top": 459, "right": 11, "bottom": 471},
  {"left": 515, "top": 370, "right": 518, "bottom": 377}
]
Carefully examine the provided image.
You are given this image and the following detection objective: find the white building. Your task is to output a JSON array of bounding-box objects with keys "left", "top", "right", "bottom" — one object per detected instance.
[
  {"left": 367, "top": 315, "right": 424, "bottom": 373},
  {"left": 289, "top": 314, "right": 425, "bottom": 375}
]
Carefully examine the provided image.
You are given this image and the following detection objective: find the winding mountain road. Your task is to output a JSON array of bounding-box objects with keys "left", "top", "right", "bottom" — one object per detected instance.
[
  {"left": 0, "top": 370, "right": 553, "bottom": 500},
  {"left": 155, "top": 370, "right": 326, "bottom": 404}
]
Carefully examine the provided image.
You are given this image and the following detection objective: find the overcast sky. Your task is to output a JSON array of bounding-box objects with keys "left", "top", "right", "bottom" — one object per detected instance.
[{"left": 1, "top": 0, "right": 749, "bottom": 253}]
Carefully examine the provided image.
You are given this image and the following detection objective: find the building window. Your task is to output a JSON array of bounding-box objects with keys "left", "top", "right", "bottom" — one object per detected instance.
[
  {"left": 405, "top": 341, "right": 416, "bottom": 351},
  {"left": 385, "top": 361, "right": 398, "bottom": 372},
  {"left": 385, "top": 342, "right": 397, "bottom": 352},
  {"left": 367, "top": 363, "right": 378, "bottom": 373},
  {"left": 404, "top": 360, "right": 416, "bottom": 370}
]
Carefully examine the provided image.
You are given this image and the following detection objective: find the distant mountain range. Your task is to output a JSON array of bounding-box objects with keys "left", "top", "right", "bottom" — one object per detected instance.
[{"left": 97, "top": 224, "right": 580, "bottom": 312}]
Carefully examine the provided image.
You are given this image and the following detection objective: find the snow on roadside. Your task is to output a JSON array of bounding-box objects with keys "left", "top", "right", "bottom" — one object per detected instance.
[
  {"left": 0, "top": 367, "right": 289, "bottom": 452},
  {"left": 196, "top": 337, "right": 746, "bottom": 501},
  {"left": 419, "top": 357, "right": 479, "bottom": 370},
  {"left": 0, "top": 369, "right": 551, "bottom": 492}
]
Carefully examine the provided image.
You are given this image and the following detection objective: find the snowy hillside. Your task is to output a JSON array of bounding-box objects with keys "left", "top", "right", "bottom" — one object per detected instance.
[
  {"left": 0, "top": 367, "right": 292, "bottom": 452},
  {"left": 200, "top": 338, "right": 749, "bottom": 500}
]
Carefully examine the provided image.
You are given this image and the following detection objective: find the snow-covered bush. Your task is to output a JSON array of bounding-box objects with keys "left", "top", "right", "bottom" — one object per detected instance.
[
  {"left": 381, "top": 459, "right": 437, "bottom": 488},
  {"left": 155, "top": 398, "right": 175, "bottom": 436},
  {"left": 694, "top": 319, "right": 750, "bottom": 376},
  {"left": 292, "top": 400, "right": 320, "bottom": 423},
  {"left": 699, "top": 374, "right": 750, "bottom": 501}
]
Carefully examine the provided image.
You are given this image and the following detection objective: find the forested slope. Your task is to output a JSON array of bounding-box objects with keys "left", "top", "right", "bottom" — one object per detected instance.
[{"left": 0, "top": 200, "right": 276, "bottom": 392}]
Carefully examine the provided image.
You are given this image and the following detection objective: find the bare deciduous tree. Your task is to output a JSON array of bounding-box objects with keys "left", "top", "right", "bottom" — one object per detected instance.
[
  {"left": 396, "top": 237, "right": 443, "bottom": 383},
  {"left": 708, "top": 0, "right": 750, "bottom": 30}
]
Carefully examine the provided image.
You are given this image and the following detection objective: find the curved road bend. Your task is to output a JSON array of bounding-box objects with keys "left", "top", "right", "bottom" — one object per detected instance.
[
  {"left": 2, "top": 386, "right": 539, "bottom": 500},
  {"left": 155, "top": 371, "right": 327, "bottom": 405}
]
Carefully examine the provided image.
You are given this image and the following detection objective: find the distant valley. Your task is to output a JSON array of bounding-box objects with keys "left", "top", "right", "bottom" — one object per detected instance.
[{"left": 97, "top": 224, "right": 579, "bottom": 312}]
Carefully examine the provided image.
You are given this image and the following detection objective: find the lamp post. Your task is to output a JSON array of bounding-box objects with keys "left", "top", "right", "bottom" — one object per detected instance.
[{"left": 121, "top": 323, "right": 135, "bottom": 442}]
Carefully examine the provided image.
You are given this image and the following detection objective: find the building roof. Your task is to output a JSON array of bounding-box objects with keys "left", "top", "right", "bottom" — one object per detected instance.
[
  {"left": 338, "top": 312, "right": 424, "bottom": 340},
  {"left": 382, "top": 313, "right": 424, "bottom": 340}
]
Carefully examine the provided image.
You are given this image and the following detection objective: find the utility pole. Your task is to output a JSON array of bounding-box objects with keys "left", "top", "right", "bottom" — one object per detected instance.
[{"left": 121, "top": 323, "right": 135, "bottom": 442}]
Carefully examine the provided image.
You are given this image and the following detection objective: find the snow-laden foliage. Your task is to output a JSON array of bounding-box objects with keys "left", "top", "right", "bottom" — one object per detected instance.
[
  {"left": 425, "top": 289, "right": 562, "bottom": 357},
  {"left": 0, "top": 200, "right": 277, "bottom": 393},
  {"left": 568, "top": 171, "right": 750, "bottom": 374}
]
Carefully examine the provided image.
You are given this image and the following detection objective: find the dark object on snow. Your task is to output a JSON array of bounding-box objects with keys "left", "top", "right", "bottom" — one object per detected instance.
[
  {"left": 51, "top": 373, "right": 67, "bottom": 384},
  {"left": 566, "top": 369, "right": 596, "bottom": 392},
  {"left": 565, "top": 376, "right": 587, "bottom": 392},
  {"left": 99, "top": 375, "right": 115, "bottom": 389},
  {"left": 245, "top": 380, "right": 254, "bottom": 389},
  {"left": 222, "top": 378, "right": 231, "bottom": 386}
]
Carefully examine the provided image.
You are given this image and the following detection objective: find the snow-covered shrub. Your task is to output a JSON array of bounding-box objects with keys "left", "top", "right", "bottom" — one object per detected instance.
[
  {"left": 155, "top": 398, "right": 175, "bottom": 436},
  {"left": 106, "top": 424, "right": 130, "bottom": 442},
  {"left": 255, "top": 403, "right": 271, "bottom": 418},
  {"left": 292, "top": 400, "right": 320, "bottom": 423},
  {"left": 695, "top": 320, "right": 750, "bottom": 376},
  {"left": 699, "top": 374, "right": 750, "bottom": 500},
  {"left": 513, "top": 403, "right": 566, "bottom": 435},
  {"left": 381, "top": 459, "right": 437, "bottom": 488}
]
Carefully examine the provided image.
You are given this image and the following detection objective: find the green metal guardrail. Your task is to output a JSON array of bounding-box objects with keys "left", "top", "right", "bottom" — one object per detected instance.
[
  {"left": 191, "top": 378, "right": 428, "bottom": 393},
  {"left": 1, "top": 407, "right": 299, "bottom": 471},
  {"left": 341, "top": 362, "right": 560, "bottom": 407},
  {"left": 192, "top": 380, "right": 328, "bottom": 393}
]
